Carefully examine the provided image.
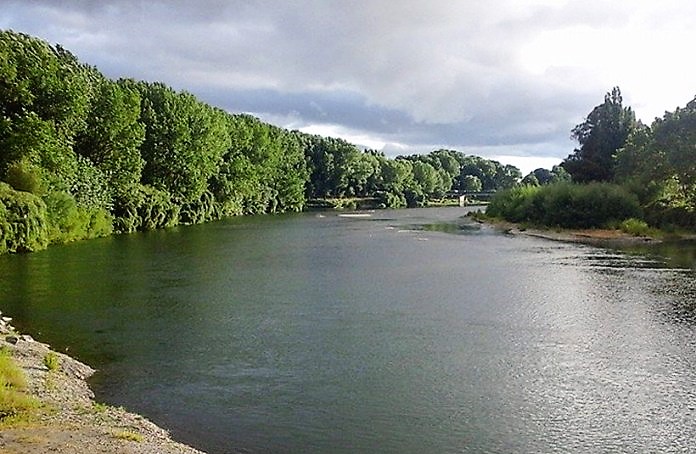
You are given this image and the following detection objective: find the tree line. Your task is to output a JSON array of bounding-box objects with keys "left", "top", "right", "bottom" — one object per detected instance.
[
  {"left": 489, "top": 86, "right": 696, "bottom": 230},
  {"left": 303, "top": 139, "right": 521, "bottom": 208},
  {"left": 0, "top": 30, "right": 521, "bottom": 254}
]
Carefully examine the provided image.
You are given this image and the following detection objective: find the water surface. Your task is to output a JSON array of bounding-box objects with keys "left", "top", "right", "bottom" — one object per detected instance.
[{"left": 1, "top": 208, "right": 695, "bottom": 453}]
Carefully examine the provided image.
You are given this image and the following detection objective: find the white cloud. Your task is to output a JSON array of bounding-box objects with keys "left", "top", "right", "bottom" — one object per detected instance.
[
  {"left": 299, "top": 124, "right": 388, "bottom": 151},
  {"left": 4, "top": 0, "right": 696, "bottom": 170}
]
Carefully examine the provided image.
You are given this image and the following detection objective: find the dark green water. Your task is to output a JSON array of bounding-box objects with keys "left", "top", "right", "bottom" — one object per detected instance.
[{"left": 1, "top": 207, "right": 696, "bottom": 453}]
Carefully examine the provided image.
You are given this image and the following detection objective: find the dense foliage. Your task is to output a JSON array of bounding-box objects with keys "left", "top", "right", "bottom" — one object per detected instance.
[
  {"left": 300, "top": 138, "right": 522, "bottom": 209},
  {"left": 487, "top": 183, "right": 641, "bottom": 228},
  {"left": 0, "top": 30, "right": 311, "bottom": 250},
  {"left": 562, "top": 87, "right": 637, "bottom": 183},
  {"left": 0, "top": 31, "right": 522, "bottom": 253},
  {"left": 521, "top": 165, "right": 570, "bottom": 186},
  {"left": 492, "top": 87, "right": 696, "bottom": 230}
]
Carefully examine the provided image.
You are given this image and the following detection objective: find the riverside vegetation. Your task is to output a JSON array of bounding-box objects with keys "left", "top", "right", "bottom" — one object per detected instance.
[
  {"left": 0, "top": 30, "right": 521, "bottom": 255},
  {"left": 4, "top": 31, "right": 692, "bottom": 255},
  {"left": 487, "top": 87, "right": 696, "bottom": 234}
]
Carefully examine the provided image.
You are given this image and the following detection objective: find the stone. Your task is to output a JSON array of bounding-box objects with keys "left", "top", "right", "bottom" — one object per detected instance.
[{"left": 5, "top": 335, "right": 19, "bottom": 344}]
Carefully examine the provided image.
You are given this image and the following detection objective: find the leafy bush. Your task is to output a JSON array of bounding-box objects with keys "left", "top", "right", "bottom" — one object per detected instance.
[
  {"left": 43, "top": 352, "right": 60, "bottom": 372},
  {"left": 658, "top": 206, "right": 696, "bottom": 229},
  {"left": 43, "top": 191, "right": 113, "bottom": 244},
  {"left": 44, "top": 191, "right": 91, "bottom": 243},
  {"left": 619, "top": 218, "right": 653, "bottom": 236},
  {"left": 488, "top": 182, "right": 642, "bottom": 228},
  {"left": 87, "top": 208, "right": 114, "bottom": 239},
  {"left": 180, "top": 190, "right": 218, "bottom": 225},
  {"left": 486, "top": 185, "right": 541, "bottom": 223},
  {"left": 112, "top": 184, "right": 179, "bottom": 233},
  {"left": 0, "top": 349, "right": 26, "bottom": 390},
  {"left": 4, "top": 158, "right": 46, "bottom": 195},
  {"left": 0, "top": 182, "right": 50, "bottom": 253}
]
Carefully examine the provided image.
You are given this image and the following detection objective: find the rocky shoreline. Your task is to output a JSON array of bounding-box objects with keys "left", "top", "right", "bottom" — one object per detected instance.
[{"left": 0, "top": 314, "right": 206, "bottom": 454}]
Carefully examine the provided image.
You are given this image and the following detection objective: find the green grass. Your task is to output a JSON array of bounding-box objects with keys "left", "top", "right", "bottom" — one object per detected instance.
[
  {"left": 113, "top": 429, "right": 144, "bottom": 442},
  {"left": 0, "top": 348, "right": 39, "bottom": 426},
  {"left": 93, "top": 402, "right": 109, "bottom": 413},
  {"left": 43, "top": 352, "right": 60, "bottom": 372},
  {"left": 0, "top": 348, "right": 26, "bottom": 390}
]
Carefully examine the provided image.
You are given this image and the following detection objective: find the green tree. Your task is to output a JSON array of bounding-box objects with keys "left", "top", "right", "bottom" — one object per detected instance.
[
  {"left": 653, "top": 98, "right": 696, "bottom": 203},
  {"left": 136, "top": 82, "right": 230, "bottom": 204},
  {"left": 494, "top": 164, "right": 522, "bottom": 189},
  {"left": 411, "top": 161, "right": 440, "bottom": 196},
  {"left": 460, "top": 175, "right": 483, "bottom": 192},
  {"left": 74, "top": 77, "right": 145, "bottom": 200},
  {"left": 616, "top": 97, "right": 696, "bottom": 209},
  {"left": 0, "top": 31, "right": 93, "bottom": 194},
  {"left": 562, "top": 87, "right": 636, "bottom": 182},
  {"left": 458, "top": 155, "right": 498, "bottom": 190},
  {"left": 0, "top": 32, "right": 90, "bottom": 144},
  {"left": 429, "top": 149, "right": 461, "bottom": 181},
  {"left": 521, "top": 173, "right": 540, "bottom": 186}
]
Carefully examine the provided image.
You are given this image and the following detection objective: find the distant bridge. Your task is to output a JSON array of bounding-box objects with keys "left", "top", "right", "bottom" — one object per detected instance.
[{"left": 447, "top": 191, "right": 496, "bottom": 206}]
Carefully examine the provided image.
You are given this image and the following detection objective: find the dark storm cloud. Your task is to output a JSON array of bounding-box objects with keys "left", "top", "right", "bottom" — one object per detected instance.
[{"left": 3, "top": 0, "right": 696, "bottom": 170}]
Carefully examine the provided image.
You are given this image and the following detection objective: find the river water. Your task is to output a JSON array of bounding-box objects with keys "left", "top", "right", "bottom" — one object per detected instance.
[{"left": 1, "top": 207, "right": 695, "bottom": 453}]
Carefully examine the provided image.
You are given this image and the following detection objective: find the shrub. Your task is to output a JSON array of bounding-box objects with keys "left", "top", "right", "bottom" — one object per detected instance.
[
  {"left": 644, "top": 203, "right": 696, "bottom": 230},
  {"left": 486, "top": 185, "right": 541, "bottom": 223},
  {"left": 86, "top": 208, "right": 114, "bottom": 239},
  {"left": 4, "top": 159, "right": 46, "bottom": 195},
  {"left": 44, "top": 191, "right": 91, "bottom": 243},
  {"left": 619, "top": 218, "right": 653, "bottom": 236},
  {"left": 487, "top": 182, "right": 642, "bottom": 228},
  {"left": 112, "top": 184, "right": 179, "bottom": 233},
  {"left": 0, "top": 182, "right": 50, "bottom": 253},
  {"left": 42, "top": 191, "right": 114, "bottom": 244},
  {"left": 0, "top": 348, "right": 26, "bottom": 390},
  {"left": 43, "top": 352, "right": 60, "bottom": 372},
  {"left": 93, "top": 402, "right": 109, "bottom": 413},
  {"left": 375, "top": 191, "right": 406, "bottom": 209}
]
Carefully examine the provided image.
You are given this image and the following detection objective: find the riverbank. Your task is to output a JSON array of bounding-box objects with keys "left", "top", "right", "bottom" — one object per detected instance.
[
  {"left": 0, "top": 315, "right": 205, "bottom": 454},
  {"left": 473, "top": 215, "right": 664, "bottom": 247}
]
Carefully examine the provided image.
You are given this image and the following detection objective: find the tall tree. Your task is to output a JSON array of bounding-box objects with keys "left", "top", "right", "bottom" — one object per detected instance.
[
  {"left": 562, "top": 87, "right": 636, "bottom": 182},
  {"left": 617, "top": 97, "right": 696, "bottom": 207},
  {"left": 74, "top": 77, "right": 145, "bottom": 200}
]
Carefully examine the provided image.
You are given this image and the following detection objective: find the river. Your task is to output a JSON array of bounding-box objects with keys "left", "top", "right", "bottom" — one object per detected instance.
[{"left": 1, "top": 207, "right": 695, "bottom": 453}]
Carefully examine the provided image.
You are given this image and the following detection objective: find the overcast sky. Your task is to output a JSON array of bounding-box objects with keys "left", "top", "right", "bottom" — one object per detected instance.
[{"left": 3, "top": 1, "right": 696, "bottom": 174}]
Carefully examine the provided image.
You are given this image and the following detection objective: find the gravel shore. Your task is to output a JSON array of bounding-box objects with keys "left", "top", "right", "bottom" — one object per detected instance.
[
  {"left": 0, "top": 319, "right": 206, "bottom": 454},
  {"left": 476, "top": 217, "right": 659, "bottom": 246}
]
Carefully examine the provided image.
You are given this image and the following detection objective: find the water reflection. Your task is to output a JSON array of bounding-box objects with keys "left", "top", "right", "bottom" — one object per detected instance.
[{"left": 619, "top": 239, "right": 696, "bottom": 270}]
